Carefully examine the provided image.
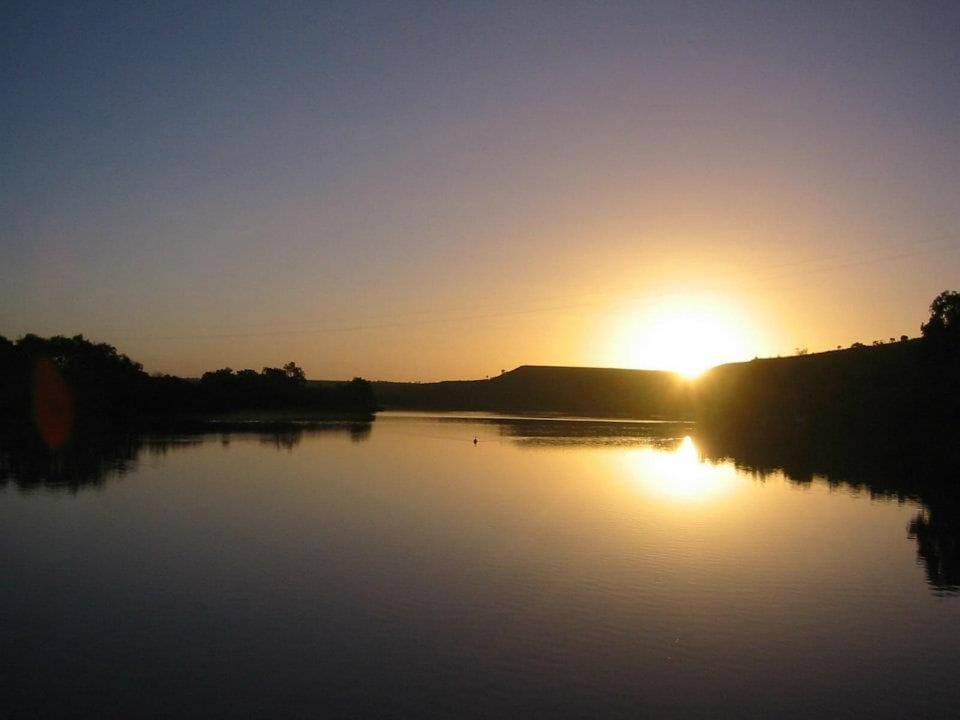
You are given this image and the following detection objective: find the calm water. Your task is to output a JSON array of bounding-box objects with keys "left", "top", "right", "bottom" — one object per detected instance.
[{"left": 1, "top": 413, "right": 958, "bottom": 718}]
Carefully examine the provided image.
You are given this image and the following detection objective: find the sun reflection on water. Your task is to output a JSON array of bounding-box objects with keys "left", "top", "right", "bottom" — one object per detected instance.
[{"left": 620, "top": 436, "right": 743, "bottom": 503}]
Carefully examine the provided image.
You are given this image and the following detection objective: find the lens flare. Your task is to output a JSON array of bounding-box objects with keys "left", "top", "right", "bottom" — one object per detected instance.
[{"left": 31, "top": 359, "right": 73, "bottom": 450}]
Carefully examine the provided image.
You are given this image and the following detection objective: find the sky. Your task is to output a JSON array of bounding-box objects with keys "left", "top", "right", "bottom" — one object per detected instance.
[{"left": 3, "top": 1, "right": 959, "bottom": 380}]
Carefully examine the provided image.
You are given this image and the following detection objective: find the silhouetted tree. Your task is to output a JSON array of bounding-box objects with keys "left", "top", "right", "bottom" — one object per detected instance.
[
  {"left": 345, "top": 377, "right": 376, "bottom": 412},
  {"left": 283, "top": 362, "right": 306, "bottom": 386},
  {"left": 0, "top": 335, "right": 21, "bottom": 422},
  {"left": 11, "top": 334, "right": 147, "bottom": 424},
  {"left": 921, "top": 290, "right": 960, "bottom": 351},
  {"left": 192, "top": 361, "right": 372, "bottom": 414}
]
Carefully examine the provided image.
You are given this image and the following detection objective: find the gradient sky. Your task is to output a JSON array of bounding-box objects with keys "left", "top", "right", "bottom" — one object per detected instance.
[{"left": 3, "top": 1, "right": 959, "bottom": 380}]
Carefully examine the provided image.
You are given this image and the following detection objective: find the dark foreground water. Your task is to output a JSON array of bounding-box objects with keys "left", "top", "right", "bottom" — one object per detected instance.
[{"left": 1, "top": 413, "right": 958, "bottom": 718}]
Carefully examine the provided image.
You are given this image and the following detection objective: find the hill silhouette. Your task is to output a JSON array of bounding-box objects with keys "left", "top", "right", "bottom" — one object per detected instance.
[
  {"left": 5, "top": 291, "right": 958, "bottom": 448},
  {"left": 375, "top": 337, "right": 959, "bottom": 429},
  {"left": 375, "top": 290, "right": 960, "bottom": 432},
  {"left": 696, "top": 337, "right": 959, "bottom": 446},
  {"left": 374, "top": 365, "right": 694, "bottom": 419}
]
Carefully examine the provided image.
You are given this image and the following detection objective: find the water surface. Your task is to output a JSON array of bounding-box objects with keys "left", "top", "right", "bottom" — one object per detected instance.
[{"left": 1, "top": 413, "right": 958, "bottom": 718}]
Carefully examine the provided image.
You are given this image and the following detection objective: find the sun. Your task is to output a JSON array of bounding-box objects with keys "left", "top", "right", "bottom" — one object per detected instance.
[{"left": 612, "top": 294, "right": 756, "bottom": 378}]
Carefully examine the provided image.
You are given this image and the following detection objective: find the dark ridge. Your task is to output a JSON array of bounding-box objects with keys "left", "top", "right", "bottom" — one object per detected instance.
[
  {"left": 373, "top": 364, "right": 694, "bottom": 419},
  {"left": 695, "top": 337, "right": 959, "bottom": 443}
]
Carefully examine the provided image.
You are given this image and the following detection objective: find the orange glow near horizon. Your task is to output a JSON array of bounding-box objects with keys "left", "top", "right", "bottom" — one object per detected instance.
[{"left": 609, "top": 293, "right": 761, "bottom": 378}]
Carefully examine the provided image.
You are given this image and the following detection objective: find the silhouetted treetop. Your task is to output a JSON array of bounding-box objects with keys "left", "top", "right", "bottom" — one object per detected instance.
[
  {"left": 921, "top": 290, "right": 960, "bottom": 351},
  {"left": 1, "top": 335, "right": 148, "bottom": 424},
  {"left": 283, "top": 362, "right": 306, "bottom": 385}
]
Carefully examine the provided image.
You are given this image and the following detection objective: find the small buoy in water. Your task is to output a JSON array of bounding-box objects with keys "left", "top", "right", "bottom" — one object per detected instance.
[{"left": 473, "top": 437, "right": 478, "bottom": 445}]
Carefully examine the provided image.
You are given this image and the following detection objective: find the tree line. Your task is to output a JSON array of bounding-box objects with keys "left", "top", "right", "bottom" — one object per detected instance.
[{"left": 0, "top": 334, "right": 376, "bottom": 444}]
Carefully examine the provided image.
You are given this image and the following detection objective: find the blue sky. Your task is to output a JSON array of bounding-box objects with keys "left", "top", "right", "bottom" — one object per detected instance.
[{"left": 3, "top": 1, "right": 959, "bottom": 378}]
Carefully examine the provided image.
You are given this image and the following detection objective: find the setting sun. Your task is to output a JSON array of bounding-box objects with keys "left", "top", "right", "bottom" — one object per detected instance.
[{"left": 611, "top": 294, "right": 758, "bottom": 378}]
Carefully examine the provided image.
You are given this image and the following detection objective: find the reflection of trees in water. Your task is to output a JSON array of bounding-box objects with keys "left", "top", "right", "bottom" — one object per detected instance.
[
  {"left": 260, "top": 431, "right": 302, "bottom": 451},
  {"left": 1, "top": 431, "right": 147, "bottom": 492},
  {"left": 257, "top": 422, "right": 372, "bottom": 450},
  {"left": 348, "top": 422, "right": 372, "bottom": 442},
  {"left": 509, "top": 435, "right": 684, "bottom": 450},
  {"left": 0, "top": 421, "right": 372, "bottom": 491},
  {"left": 696, "top": 425, "right": 960, "bottom": 595},
  {"left": 144, "top": 437, "right": 205, "bottom": 456},
  {"left": 477, "top": 416, "right": 960, "bottom": 596},
  {"left": 0, "top": 431, "right": 209, "bottom": 492},
  {"left": 908, "top": 509, "right": 960, "bottom": 594}
]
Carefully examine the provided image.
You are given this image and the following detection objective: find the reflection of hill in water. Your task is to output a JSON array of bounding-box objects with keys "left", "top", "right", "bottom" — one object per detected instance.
[
  {"left": 907, "top": 512, "right": 959, "bottom": 595},
  {"left": 466, "top": 416, "right": 959, "bottom": 596},
  {"left": 3, "top": 415, "right": 956, "bottom": 595},
  {"left": 498, "top": 418, "right": 692, "bottom": 446},
  {"left": 0, "top": 420, "right": 372, "bottom": 493},
  {"left": 696, "top": 426, "right": 960, "bottom": 596},
  {"left": 431, "top": 414, "right": 695, "bottom": 449}
]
